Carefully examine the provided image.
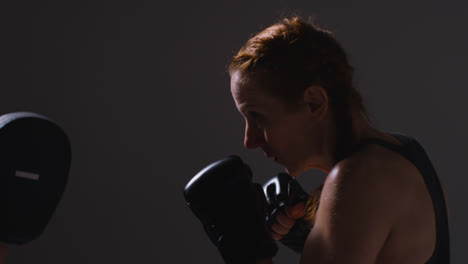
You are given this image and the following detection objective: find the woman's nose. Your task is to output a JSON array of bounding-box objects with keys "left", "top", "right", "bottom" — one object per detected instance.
[{"left": 244, "top": 123, "right": 264, "bottom": 149}]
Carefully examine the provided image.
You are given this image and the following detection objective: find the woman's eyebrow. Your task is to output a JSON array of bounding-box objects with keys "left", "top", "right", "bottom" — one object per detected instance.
[{"left": 238, "top": 103, "right": 257, "bottom": 113}]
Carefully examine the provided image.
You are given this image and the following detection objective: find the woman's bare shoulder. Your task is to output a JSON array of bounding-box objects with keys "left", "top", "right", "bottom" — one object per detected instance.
[{"left": 300, "top": 146, "right": 415, "bottom": 264}]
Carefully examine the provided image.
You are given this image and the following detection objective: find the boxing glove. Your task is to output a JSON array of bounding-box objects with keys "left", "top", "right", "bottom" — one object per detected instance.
[
  {"left": 263, "top": 173, "right": 311, "bottom": 253},
  {"left": 184, "top": 156, "right": 278, "bottom": 263}
]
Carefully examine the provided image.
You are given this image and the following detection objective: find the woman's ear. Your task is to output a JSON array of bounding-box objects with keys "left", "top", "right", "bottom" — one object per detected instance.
[{"left": 303, "top": 85, "right": 328, "bottom": 120}]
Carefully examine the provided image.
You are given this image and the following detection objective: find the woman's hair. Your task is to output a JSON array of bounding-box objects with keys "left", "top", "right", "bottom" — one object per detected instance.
[{"left": 229, "top": 16, "right": 371, "bottom": 225}]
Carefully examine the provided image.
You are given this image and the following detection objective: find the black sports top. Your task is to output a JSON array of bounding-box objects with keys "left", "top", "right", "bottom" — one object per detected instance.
[{"left": 354, "top": 133, "right": 450, "bottom": 264}]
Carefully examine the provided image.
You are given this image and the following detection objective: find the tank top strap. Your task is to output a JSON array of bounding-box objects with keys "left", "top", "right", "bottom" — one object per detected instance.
[
  {"left": 351, "top": 132, "right": 409, "bottom": 156},
  {"left": 351, "top": 132, "right": 450, "bottom": 263}
]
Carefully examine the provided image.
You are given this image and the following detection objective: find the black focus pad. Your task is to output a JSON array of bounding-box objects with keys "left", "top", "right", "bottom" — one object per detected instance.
[{"left": 0, "top": 112, "right": 71, "bottom": 245}]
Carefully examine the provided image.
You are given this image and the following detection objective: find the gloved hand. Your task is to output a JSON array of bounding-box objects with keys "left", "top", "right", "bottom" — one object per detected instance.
[
  {"left": 263, "top": 173, "right": 311, "bottom": 253},
  {"left": 183, "top": 156, "right": 278, "bottom": 263}
]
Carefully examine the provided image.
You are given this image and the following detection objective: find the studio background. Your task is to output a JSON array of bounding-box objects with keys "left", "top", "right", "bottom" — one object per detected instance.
[{"left": 1, "top": 0, "right": 466, "bottom": 263}]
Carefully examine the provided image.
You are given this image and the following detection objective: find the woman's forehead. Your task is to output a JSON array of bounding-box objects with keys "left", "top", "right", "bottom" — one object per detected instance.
[
  {"left": 231, "top": 71, "right": 273, "bottom": 95},
  {"left": 231, "top": 72, "right": 286, "bottom": 113},
  {"left": 231, "top": 73, "right": 266, "bottom": 98}
]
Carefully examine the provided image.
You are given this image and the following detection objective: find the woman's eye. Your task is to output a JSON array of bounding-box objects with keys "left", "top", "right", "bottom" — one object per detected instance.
[{"left": 249, "top": 112, "right": 264, "bottom": 128}]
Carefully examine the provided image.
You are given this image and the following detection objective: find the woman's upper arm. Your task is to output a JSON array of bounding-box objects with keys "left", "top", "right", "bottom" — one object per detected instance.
[{"left": 300, "top": 159, "right": 406, "bottom": 264}]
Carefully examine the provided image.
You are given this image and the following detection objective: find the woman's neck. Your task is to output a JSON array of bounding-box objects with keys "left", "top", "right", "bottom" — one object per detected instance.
[
  {"left": 330, "top": 112, "right": 381, "bottom": 168},
  {"left": 352, "top": 113, "right": 400, "bottom": 145},
  {"left": 302, "top": 111, "right": 385, "bottom": 175}
]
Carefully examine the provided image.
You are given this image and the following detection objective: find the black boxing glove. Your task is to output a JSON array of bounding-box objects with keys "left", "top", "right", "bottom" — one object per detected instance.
[
  {"left": 263, "top": 173, "right": 311, "bottom": 253},
  {"left": 184, "top": 156, "right": 278, "bottom": 263}
]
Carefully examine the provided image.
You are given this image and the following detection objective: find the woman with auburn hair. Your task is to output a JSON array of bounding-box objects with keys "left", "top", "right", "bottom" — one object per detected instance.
[{"left": 228, "top": 16, "right": 450, "bottom": 263}]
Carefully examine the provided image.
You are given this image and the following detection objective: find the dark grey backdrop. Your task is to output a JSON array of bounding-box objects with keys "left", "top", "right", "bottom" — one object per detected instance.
[{"left": 1, "top": 0, "right": 466, "bottom": 263}]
